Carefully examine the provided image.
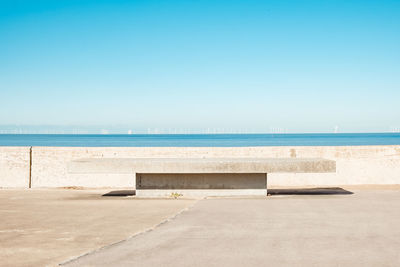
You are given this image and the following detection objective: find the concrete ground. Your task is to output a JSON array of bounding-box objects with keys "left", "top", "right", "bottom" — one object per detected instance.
[
  {"left": 0, "top": 189, "right": 196, "bottom": 267},
  {"left": 1, "top": 188, "right": 400, "bottom": 267},
  {"left": 65, "top": 189, "right": 400, "bottom": 267}
]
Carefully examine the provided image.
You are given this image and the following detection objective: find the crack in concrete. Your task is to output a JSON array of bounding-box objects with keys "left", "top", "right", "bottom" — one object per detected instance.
[{"left": 59, "top": 198, "right": 202, "bottom": 266}]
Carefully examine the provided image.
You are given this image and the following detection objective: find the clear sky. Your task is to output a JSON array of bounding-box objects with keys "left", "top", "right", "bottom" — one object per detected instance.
[{"left": 1, "top": 0, "right": 399, "bottom": 133}]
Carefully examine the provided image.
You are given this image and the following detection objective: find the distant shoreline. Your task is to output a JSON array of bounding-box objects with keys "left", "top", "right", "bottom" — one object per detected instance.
[{"left": 0, "top": 132, "right": 399, "bottom": 135}]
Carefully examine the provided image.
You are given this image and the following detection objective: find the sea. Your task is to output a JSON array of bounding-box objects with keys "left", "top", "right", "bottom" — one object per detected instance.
[{"left": 0, "top": 133, "right": 399, "bottom": 147}]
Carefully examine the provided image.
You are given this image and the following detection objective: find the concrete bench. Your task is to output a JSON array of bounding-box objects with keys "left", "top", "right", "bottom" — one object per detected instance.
[{"left": 68, "top": 158, "right": 336, "bottom": 197}]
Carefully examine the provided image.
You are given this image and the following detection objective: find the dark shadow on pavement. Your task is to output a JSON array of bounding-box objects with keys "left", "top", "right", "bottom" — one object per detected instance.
[
  {"left": 102, "top": 190, "right": 136, "bottom": 197},
  {"left": 102, "top": 188, "right": 353, "bottom": 197},
  {"left": 268, "top": 187, "right": 353, "bottom": 195}
]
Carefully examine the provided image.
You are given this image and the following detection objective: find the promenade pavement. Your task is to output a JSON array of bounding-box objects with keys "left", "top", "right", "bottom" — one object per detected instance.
[
  {"left": 65, "top": 189, "right": 400, "bottom": 267},
  {"left": 0, "top": 189, "right": 196, "bottom": 267}
]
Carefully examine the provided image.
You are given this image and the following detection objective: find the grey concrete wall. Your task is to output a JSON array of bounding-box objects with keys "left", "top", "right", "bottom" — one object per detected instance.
[
  {"left": 31, "top": 147, "right": 135, "bottom": 188},
  {"left": 28, "top": 146, "right": 400, "bottom": 188},
  {"left": 0, "top": 147, "right": 30, "bottom": 188},
  {"left": 1, "top": 146, "right": 399, "bottom": 188}
]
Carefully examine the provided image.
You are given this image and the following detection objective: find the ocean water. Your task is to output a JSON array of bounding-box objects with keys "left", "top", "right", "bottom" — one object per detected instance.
[{"left": 0, "top": 133, "right": 399, "bottom": 147}]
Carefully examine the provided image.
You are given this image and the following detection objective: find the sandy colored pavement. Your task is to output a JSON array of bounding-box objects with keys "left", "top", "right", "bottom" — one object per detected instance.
[
  {"left": 65, "top": 189, "right": 400, "bottom": 267},
  {"left": 0, "top": 189, "right": 196, "bottom": 267}
]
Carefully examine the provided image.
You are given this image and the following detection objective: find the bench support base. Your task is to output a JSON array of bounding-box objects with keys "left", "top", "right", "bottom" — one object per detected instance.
[
  {"left": 134, "top": 173, "right": 268, "bottom": 197},
  {"left": 136, "top": 189, "right": 268, "bottom": 198}
]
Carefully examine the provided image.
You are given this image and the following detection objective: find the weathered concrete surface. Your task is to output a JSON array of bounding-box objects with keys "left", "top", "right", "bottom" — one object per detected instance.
[
  {"left": 135, "top": 173, "right": 269, "bottom": 197},
  {"left": 0, "top": 147, "right": 30, "bottom": 188},
  {"left": 0, "top": 189, "right": 196, "bottom": 267},
  {"left": 138, "top": 173, "right": 266, "bottom": 189},
  {"left": 68, "top": 157, "right": 336, "bottom": 174},
  {"left": 30, "top": 146, "right": 400, "bottom": 188},
  {"left": 68, "top": 158, "right": 335, "bottom": 196},
  {"left": 65, "top": 189, "right": 400, "bottom": 267}
]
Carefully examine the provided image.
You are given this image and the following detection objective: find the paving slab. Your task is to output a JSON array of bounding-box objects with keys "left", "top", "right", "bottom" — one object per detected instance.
[
  {"left": 0, "top": 189, "right": 196, "bottom": 267},
  {"left": 65, "top": 190, "right": 400, "bottom": 267}
]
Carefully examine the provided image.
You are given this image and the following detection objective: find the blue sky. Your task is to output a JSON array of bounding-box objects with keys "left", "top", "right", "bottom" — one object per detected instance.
[{"left": 0, "top": 0, "right": 399, "bottom": 133}]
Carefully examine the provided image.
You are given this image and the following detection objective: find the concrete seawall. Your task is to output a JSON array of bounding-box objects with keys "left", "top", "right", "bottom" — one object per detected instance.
[
  {"left": 0, "top": 146, "right": 399, "bottom": 188},
  {"left": 0, "top": 147, "right": 31, "bottom": 188}
]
